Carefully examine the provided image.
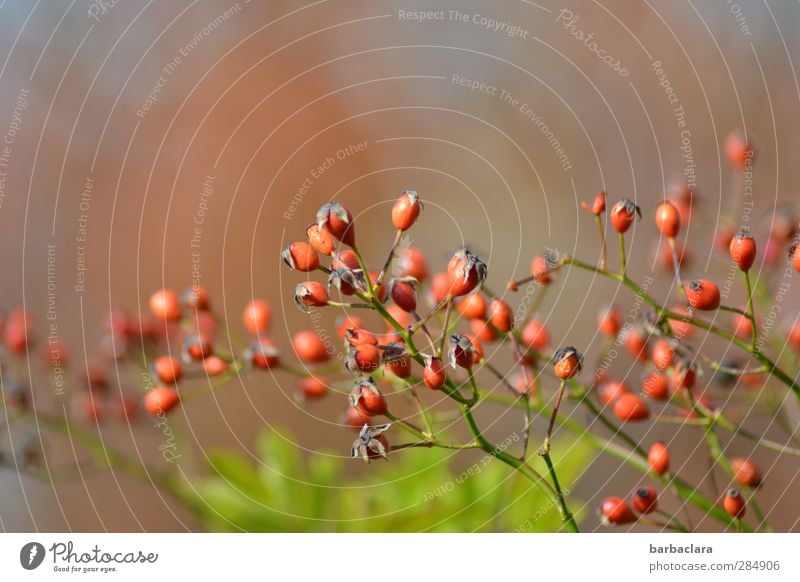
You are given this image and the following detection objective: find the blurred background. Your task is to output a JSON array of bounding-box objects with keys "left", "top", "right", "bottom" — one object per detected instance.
[{"left": 0, "top": 0, "right": 799, "bottom": 531}]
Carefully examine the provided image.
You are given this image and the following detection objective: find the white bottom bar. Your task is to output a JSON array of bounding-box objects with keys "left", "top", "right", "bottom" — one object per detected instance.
[{"left": 0, "top": 533, "right": 797, "bottom": 581}]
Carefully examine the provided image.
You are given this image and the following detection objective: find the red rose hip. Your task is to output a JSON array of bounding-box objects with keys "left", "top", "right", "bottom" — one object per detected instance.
[{"left": 686, "top": 279, "right": 721, "bottom": 310}]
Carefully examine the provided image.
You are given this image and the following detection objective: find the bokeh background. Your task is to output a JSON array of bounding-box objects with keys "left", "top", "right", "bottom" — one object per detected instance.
[{"left": 1, "top": 0, "right": 799, "bottom": 531}]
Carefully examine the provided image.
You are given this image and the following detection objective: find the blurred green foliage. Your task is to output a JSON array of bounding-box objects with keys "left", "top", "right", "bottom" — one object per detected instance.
[{"left": 179, "top": 429, "right": 590, "bottom": 532}]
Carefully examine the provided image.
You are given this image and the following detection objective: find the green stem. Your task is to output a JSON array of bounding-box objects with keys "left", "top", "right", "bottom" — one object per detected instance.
[
  {"left": 480, "top": 389, "right": 749, "bottom": 530},
  {"left": 37, "top": 411, "right": 179, "bottom": 497},
  {"left": 594, "top": 214, "right": 607, "bottom": 270},
  {"left": 377, "top": 229, "right": 403, "bottom": 286},
  {"left": 461, "top": 407, "right": 579, "bottom": 532},
  {"left": 565, "top": 257, "right": 800, "bottom": 402},
  {"left": 351, "top": 247, "right": 374, "bottom": 298},
  {"left": 407, "top": 383, "right": 434, "bottom": 438},
  {"left": 618, "top": 232, "right": 627, "bottom": 277},
  {"left": 438, "top": 297, "right": 453, "bottom": 357},
  {"left": 744, "top": 270, "right": 757, "bottom": 349},
  {"left": 703, "top": 421, "right": 772, "bottom": 532},
  {"left": 541, "top": 450, "right": 579, "bottom": 532}
]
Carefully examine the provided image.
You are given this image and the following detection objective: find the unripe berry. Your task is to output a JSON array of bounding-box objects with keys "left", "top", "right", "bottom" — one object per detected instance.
[
  {"left": 430, "top": 272, "right": 450, "bottom": 304},
  {"left": 42, "top": 338, "right": 68, "bottom": 368},
  {"left": 297, "top": 376, "right": 328, "bottom": 401},
  {"left": 345, "top": 327, "right": 379, "bottom": 347},
  {"left": 389, "top": 279, "right": 417, "bottom": 313},
  {"left": 149, "top": 288, "right": 182, "bottom": 322},
  {"left": 344, "top": 406, "right": 370, "bottom": 430},
  {"left": 598, "top": 305, "right": 622, "bottom": 337},
  {"left": 446, "top": 248, "right": 487, "bottom": 297},
  {"left": 345, "top": 343, "right": 381, "bottom": 373},
  {"left": 597, "top": 380, "right": 630, "bottom": 405},
  {"left": 294, "top": 281, "right": 329, "bottom": 311},
  {"left": 202, "top": 355, "right": 230, "bottom": 377},
  {"left": 553, "top": 347, "right": 582, "bottom": 379},
  {"left": 655, "top": 201, "right": 681, "bottom": 238},
  {"left": 328, "top": 268, "right": 358, "bottom": 296},
  {"left": 642, "top": 371, "right": 669, "bottom": 400},
  {"left": 686, "top": 279, "right": 721, "bottom": 310},
  {"left": 648, "top": 441, "right": 670, "bottom": 475},
  {"left": 396, "top": 247, "right": 429, "bottom": 283},
  {"left": 731, "top": 457, "right": 762, "bottom": 488},
  {"left": 306, "top": 223, "right": 335, "bottom": 256},
  {"left": 470, "top": 318, "right": 497, "bottom": 342},
  {"left": 521, "top": 319, "right": 550, "bottom": 351},
  {"left": 383, "top": 343, "right": 412, "bottom": 379},
  {"left": 243, "top": 299, "right": 271, "bottom": 335},
  {"left": 282, "top": 241, "right": 320, "bottom": 272},
  {"left": 183, "top": 333, "right": 213, "bottom": 361},
  {"left": 336, "top": 315, "right": 364, "bottom": 340},
  {"left": 729, "top": 230, "right": 757, "bottom": 271},
  {"left": 723, "top": 488, "right": 746, "bottom": 518},
  {"left": 331, "top": 249, "right": 359, "bottom": 271},
  {"left": 248, "top": 338, "right": 280, "bottom": 369},
  {"left": 4, "top": 319, "right": 29, "bottom": 354},
  {"left": 652, "top": 339, "right": 676, "bottom": 370},
  {"left": 316, "top": 201, "right": 355, "bottom": 247},
  {"left": 467, "top": 335, "right": 484, "bottom": 364},
  {"left": 448, "top": 333, "right": 475, "bottom": 369},
  {"left": 423, "top": 357, "right": 446, "bottom": 390},
  {"left": 144, "top": 386, "right": 180, "bottom": 416},
  {"left": 610, "top": 198, "right": 641, "bottom": 233},
  {"left": 671, "top": 358, "right": 697, "bottom": 391},
  {"left": 732, "top": 313, "right": 754, "bottom": 340},
  {"left": 623, "top": 326, "right": 649, "bottom": 361},
  {"left": 530, "top": 255, "right": 553, "bottom": 285},
  {"left": 182, "top": 285, "right": 210, "bottom": 311},
  {"left": 631, "top": 486, "right": 658, "bottom": 514},
  {"left": 153, "top": 356, "right": 182, "bottom": 384},
  {"left": 391, "top": 189, "right": 422, "bottom": 231},
  {"left": 457, "top": 293, "right": 487, "bottom": 320},
  {"left": 599, "top": 496, "right": 637, "bottom": 525},
  {"left": 613, "top": 393, "right": 650, "bottom": 421},
  {"left": 669, "top": 306, "right": 695, "bottom": 338},
  {"left": 724, "top": 131, "right": 754, "bottom": 169},
  {"left": 580, "top": 191, "right": 606, "bottom": 215},
  {"left": 488, "top": 299, "right": 513, "bottom": 332},
  {"left": 350, "top": 378, "right": 387, "bottom": 416},
  {"left": 293, "top": 330, "right": 330, "bottom": 364}
]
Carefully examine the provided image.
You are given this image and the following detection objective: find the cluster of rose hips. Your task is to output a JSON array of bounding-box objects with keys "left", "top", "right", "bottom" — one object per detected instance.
[
  {"left": 3, "top": 129, "right": 798, "bottom": 530},
  {"left": 581, "top": 131, "right": 800, "bottom": 528},
  {"left": 0, "top": 308, "right": 149, "bottom": 433},
  {"left": 600, "top": 441, "right": 760, "bottom": 526},
  {"left": 283, "top": 193, "right": 495, "bottom": 457}
]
